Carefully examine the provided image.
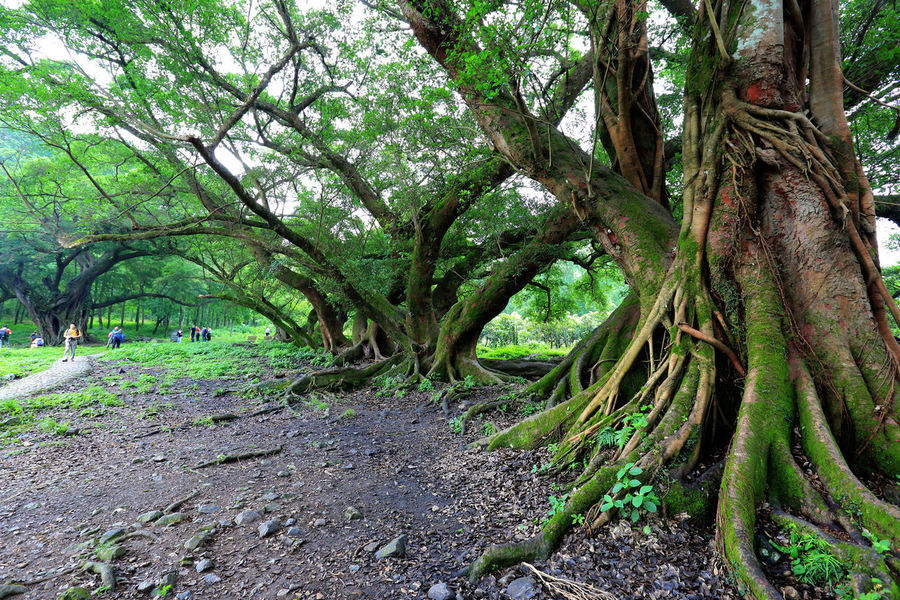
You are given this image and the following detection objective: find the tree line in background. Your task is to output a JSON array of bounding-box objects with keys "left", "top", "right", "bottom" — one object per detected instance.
[{"left": 0, "top": 0, "right": 898, "bottom": 596}]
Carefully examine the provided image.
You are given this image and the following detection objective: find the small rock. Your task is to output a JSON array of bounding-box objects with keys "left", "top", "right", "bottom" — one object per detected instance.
[
  {"left": 23, "top": 502, "right": 39, "bottom": 510},
  {"left": 137, "top": 510, "right": 163, "bottom": 523},
  {"left": 57, "top": 588, "right": 91, "bottom": 600},
  {"left": 136, "top": 581, "right": 154, "bottom": 592},
  {"left": 176, "top": 593, "right": 192, "bottom": 600},
  {"left": 263, "top": 503, "right": 281, "bottom": 513},
  {"left": 234, "top": 510, "right": 261, "bottom": 526},
  {"left": 197, "top": 504, "right": 219, "bottom": 514},
  {"left": 258, "top": 519, "right": 281, "bottom": 538},
  {"left": 427, "top": 582, "right": 454, "bottom": 600},
  {"left": 363, "top": 541, "right": 381, "bottom": 552},
  {"left": 344, "top": 506, "right": 363, "bottom": 521},
  {"left": 261, "top": 492, "right": 280, "bottom": 501},
  {"left": 151, "top": 454, "right": 167, "bottom": 462},
  {"left": 286, "top": 527, "right": 304, "bottom": 537},
  {"left": 96, "top": 545, "right": 126, "bottom": 562},
  {"left": 781, "top": 586, "right": 800, "bottom": 600},
  {"left": 313, "top": 518, "right": 327, "bottom": 527},
  {"left": 156, "top": 513, "right": 187, "bottom": 527},
  {"left": 159, "top": 571, "right": 178, "bottom": 588},
  {"left": 0, "top": 585, "right": 27, "bottom": 598},
  {"left": 506, "top": 577, "right": 537, "bottom": 600},
  {"left": 276, "top": 470, "right": 290, "bottom": 478},
  {"left": 374, "top": 535, "right": 408, "bottom": 560},
  {"left": 284, "top": 518, "right": 296, "bottom": 526},
  {"left": 196, "top": 559, "right": 214, "bottom": 573},
  {"left": 183, "top": 533, "right": 211, "bottom": 551},
  {"left": 349, "top": 565, "right": 360, "bottom": 573},
  {"left": 202, "top": 574, "right": 221, "bottom": 585}
]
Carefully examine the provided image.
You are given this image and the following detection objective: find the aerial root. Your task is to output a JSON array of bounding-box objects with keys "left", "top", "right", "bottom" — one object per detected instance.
[{"left": 522, "top": 563, "right": 616, "bottom": 600}]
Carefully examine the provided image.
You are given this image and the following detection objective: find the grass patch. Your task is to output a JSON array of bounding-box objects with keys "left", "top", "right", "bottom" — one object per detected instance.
[
  {"left": 477, "top": 343, "right": 569, "bottom": 361},
  {"left": 0, "top": 385, "right": 121, "bottom": 444},
  {"left": 0, "top": 347, "right": 66, "bottom": 380}
]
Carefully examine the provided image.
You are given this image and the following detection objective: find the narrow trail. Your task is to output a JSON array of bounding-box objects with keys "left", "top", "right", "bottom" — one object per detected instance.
[{"left": 0, "top": 353, "right": 97, "bottom": 402}]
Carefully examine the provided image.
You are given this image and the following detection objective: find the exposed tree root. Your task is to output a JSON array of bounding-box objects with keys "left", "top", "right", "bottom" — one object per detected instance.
[
  {"left": 286, "top": 355, "right": 404, "bottom": 395},
  {"left": 81, "top": 561, "right": 115, "bottom": 591},
  {"left": 193, "top": 446, "right": 282, "bottom": 469}
]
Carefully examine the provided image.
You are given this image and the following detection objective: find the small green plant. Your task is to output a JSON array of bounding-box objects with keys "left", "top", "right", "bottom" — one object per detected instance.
[
  {"left": 771, "top": 523, "right": 846, "bottom": 589},
  {"left": 340, "top": 408, "right": 356, "bottom": 419},
  {"left": 462, "top": 375, "right": 475, "bottom": 389},
  {"left": 862, "top": 529, "right": 891, "bottom": 554},
  {"left": 520, "top": 400, "right": 545, "bottom": 415},
  {"left": 37, "top": 417, "right": 70, "bottom": 435},
  {"left": 481, "top": 422, "right": 497, "bottom": 436},
  {"left": 571, "top": 513, "right": 585, "bottom": 526},
  {"left": 192, "top": 416, "right": 215, "bottom": 427},
  {"left": 449, "top": 416, "right": 463, "bottom": 434},
  {"left": 616, "top": 406, "right": 650, "bottom": 448},
  {"left": 595, "top": 426, "right": 618, "bottom": 449},
  {"left": 599, "top": 462, "right": 659, "bottom": 534},
  {"left": 541, "top": 493, "right": 570, "bottom": 528},
  {"left": 417, "top": 378, "right": 434, "bottom": 392},
  {"left": 152, "top": 583, "right": 172, "bottom": 598}
]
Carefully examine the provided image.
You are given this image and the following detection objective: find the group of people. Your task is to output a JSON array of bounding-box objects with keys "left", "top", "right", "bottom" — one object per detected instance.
[
  {"left": 172, "top": 325, "right": 213, "bottom": 343},
  {"left": 29, "top": 330, "right": 44, "bottom": 347}
]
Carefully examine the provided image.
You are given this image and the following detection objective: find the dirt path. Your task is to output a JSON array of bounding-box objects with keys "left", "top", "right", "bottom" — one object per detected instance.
[
  {"left": 0, "top": 354, "right": 736, "bottom": 600},
  {"left": 0, "top": 354, "right": 97, "bottom": 403}
]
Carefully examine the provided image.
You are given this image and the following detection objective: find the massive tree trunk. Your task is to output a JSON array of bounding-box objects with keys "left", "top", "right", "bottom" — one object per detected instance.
[
  {"left": 427, "top": 203, "right": 584, "bottom": 383},
  {"left": 403, "top": 0, "right": 900, "bottom": 596}
]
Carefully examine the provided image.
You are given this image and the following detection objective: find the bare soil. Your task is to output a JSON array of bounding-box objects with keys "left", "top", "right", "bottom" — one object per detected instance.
[{"left": 0, "top": 348, "right": 738, "bottom": 599}]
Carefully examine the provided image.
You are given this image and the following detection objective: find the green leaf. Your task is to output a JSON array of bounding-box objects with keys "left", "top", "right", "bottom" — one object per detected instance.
[
  {"left": 632, "top": 495, "right": 643, "bottom": 507},
  {"left": 629, "top": 479, "right": 641, "bottom": 488},
  {"left": 639, "top": 485, "right": 653, "bottom": 494},
  {"left": 643, "top": 525, "right": 651, "bottom": 534},
  {"left": 628, "top": 466, "right": 642, "bottom": 476},
  {"left": 644, "top": 501, "right": 658, "bottom": 513},
  {"left": 611, "top": 482, "right": 623, "bottom": 494},
  {"left": 631, "top": 510, "right": 640, "bottom": 522}
]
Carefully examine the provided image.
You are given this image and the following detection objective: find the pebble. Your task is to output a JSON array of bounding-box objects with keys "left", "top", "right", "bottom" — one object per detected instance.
[
  {"left": 284, "top": 518, "right": 296, "bottom": 526},
  {"left": 286, "top": 527, "right": 304, "bottom": 537},
  {"left": 197, "top": 504, "right": 220, "bottom": 514},
  {"left": 235, "top": 510, "right": 261, "bottom": 526},
  {"left": 137, "top": 510, "right": 163, "bottom": 523},
  {"left": 203, "top": 574, "right": 221, "bottom": 585},
  {"left": 428, "top": 582, "right": 454, "bottom": 600},
  {"left": 349, "top": 564, "right": 360, "bottom": 573},
  {"left": 176, "top": 592, "right": 192, "bottom": 600},
  {"left": 152, "top": 454, "right": 167, "bottom": 462},
  {"left": 277, "top": 470, "right": 291, "bottom": 477},
  {"left": 196, "top": 559, "right": 214, "bottom": 573},
  {"left": 506, "top": 577, "right": 538, "bottom": 600},
  {"left": 363, "top": 541, "right": 381, "bottom": 553},
  {"left": 313, "top": 518, "right": 326, "bottom": 527},
  {"left": 374, "top": 535, "right": 407, "bottom": 560},
  {"left": 183, "top": 533, "right": 211, "bottom": 550},
  {"left": 258, "top": 519, "right": 281, "bottom": 538},
  {"left": 344, "top": 506, "right": 363, "bottom": 521},
  {"left": 263, "top": 502, "right": 281, "bottom": 513},
  {"left": 156, "top": 512, "right": 187, "bottom": 527},
  {"left": 261, "top": 492, "right": 279, "bottom": 501},
  {"left": 136, "top": 581, "right": 154, "bottom": 592}
]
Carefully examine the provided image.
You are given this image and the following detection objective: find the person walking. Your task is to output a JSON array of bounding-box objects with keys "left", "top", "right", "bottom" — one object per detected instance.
[
  {"left": 108, "top": 326, "right": 124, "bottom": 349},
  {"left": 0, "top": 326, "right": 10, "bottom": 349},
  {"left": 62, "top": 324, "right": 81, "bottom": 362},
  {"left": 265, "top": 327, "right": 271, "bottom": 339}
]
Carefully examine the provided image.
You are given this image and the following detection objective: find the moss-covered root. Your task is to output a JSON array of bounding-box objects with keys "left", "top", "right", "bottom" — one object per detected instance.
[
  {"left": 770, "top": 510, "right": 900, "bottom": 599},
  {"left": 288, "top": 355, "right": 404, "bottom": 395},
  {"left": 467, "top": 465, "right": 618, "bottom": 582},
  {"left": 485, "top": 389, "right": 594, "bottom": 450},
  {"left": 717, "top": 260, "right": 794, "bottom": 600},
  {"left": 793, "top": 359, "right": 900, "bottom": 546}
]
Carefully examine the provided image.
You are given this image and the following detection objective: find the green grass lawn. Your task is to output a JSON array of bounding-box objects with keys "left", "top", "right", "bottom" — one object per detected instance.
[{"left": 0, "top": 346, "right": 74, "bottom": 380}]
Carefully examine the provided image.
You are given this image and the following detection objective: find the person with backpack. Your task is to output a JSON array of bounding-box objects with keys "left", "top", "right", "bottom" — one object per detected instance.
[
  {"left": 62, "top": 324, "right": 81, "bottom": 361},
  {"left": 0, "top": 326, "right": 10, "bottom": 349},
  {"left": 107, "top": 326, "right": 124, "bottom": 349}
]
